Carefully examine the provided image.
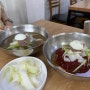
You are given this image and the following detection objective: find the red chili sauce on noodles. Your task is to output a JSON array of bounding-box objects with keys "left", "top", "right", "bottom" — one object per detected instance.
[{"left": 52, "top": 48, "right": 90, "bottom": 74}]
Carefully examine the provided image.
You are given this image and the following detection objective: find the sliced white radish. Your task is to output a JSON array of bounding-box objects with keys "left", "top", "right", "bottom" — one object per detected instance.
[
  {"left": 69, "top": 40, "right": 83, "bottom": 50},
  {"left": 64, "top": 50, "right": 84, "bottom": 63},
  {"left": 14, "top": 34, "right": 26, "bottom": 41}
]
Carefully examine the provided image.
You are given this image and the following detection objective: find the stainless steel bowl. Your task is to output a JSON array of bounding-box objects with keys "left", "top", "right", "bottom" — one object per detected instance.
[
  {"left": 0, "top": 24, "right": 48, "bottom": 56},
  {"left": 43, "top": 32, "right": 90, "bottom": 80}
]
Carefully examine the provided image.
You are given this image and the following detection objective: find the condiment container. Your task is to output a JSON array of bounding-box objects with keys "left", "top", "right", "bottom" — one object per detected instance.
[{"left": 84, "top": 20, "right": 90, "bottom": 34}]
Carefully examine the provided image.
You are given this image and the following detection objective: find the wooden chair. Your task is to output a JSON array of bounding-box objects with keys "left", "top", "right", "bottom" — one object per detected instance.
[{"left": 48, "top": 0, "right": 68, "bottom": 24}]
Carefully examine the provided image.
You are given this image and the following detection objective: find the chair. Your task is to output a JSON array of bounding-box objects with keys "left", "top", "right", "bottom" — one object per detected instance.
[
  {"left": 70, "top": 0, "right": 89, "bottom": 28},
  {"left": 48, "top": 0, "right": 67, "bottom": 24}
]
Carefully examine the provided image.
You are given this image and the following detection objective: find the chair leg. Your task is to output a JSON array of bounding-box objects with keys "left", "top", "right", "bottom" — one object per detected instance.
[{"left": 67, "top": 10, "right": 71, "bottom": 25}]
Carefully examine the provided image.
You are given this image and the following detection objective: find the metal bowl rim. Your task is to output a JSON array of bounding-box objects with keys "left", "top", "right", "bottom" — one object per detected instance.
[{"left": 43, "top": 32, "right": 90, "bottom": 80}]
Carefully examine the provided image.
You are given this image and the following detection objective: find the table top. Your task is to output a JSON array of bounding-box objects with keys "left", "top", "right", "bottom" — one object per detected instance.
[
  {"left": 1, "top": 20, "right": 90, "bottom": 90},
  {"left": 69, "top": 0, "right": 90, "bottom": 12}
]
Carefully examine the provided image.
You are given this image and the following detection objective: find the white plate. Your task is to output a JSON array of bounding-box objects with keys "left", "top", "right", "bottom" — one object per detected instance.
[{"left": 0, "top": 56, "right": 47, "bottom": 90}]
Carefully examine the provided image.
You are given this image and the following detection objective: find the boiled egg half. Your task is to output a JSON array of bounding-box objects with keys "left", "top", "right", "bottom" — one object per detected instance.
[
  {"left": 69, "top": 40, "right": 83, "bottom": 50},
  {"left": 14, "top": 34, "right": 26, "bottom": 41}
]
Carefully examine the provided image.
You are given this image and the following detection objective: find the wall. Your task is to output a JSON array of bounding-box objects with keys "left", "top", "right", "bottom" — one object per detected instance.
[
  {"left": 26, "top": 0, "right": 46, "bottom": 24},
  {"left": 25, "top": 0, "right": 70, "bottom": 23},
  {"left": 2, "top": 0, "right": 82, "bottom": 24},
  {"left": 1, "top": 0, "right": 28, "bottom": 25}
]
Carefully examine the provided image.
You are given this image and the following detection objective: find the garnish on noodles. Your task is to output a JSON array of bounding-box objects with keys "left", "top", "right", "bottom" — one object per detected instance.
[
  {"left": 7, "top": 33, "right": 33, "bottom": 50},
  {"left": 52, "top": 40, "right": 90, "bottom": 74}
]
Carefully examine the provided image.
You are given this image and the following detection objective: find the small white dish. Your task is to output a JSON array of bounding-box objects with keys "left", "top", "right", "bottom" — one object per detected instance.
[{"left": 0, "top": 56, "right": 47, "bottom": 90}]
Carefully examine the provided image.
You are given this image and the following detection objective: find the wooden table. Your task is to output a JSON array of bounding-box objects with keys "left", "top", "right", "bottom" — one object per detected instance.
[
  {"left": 67, "top": 0, "right": 90, "bottom": 25},
  {"left": 1, "top": 20, "right": 90, "bottom": 90}
]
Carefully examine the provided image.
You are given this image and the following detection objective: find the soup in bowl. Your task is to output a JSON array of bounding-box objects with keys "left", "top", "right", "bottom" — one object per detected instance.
[{"left": 0, "top": 24, "right": 48, "bottom": 56}]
